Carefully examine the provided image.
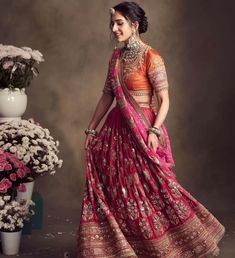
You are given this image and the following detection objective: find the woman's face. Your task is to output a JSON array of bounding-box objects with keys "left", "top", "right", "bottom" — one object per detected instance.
[{"left": 110, "top": 11, "right": 134, "bottom": 43}]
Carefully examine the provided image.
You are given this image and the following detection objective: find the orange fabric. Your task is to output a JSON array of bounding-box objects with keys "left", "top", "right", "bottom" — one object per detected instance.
[
  {"left": 123, "top": 48, "right": 162, "bottom": 92},
  {"left": 102, "top": 47, "right": 168, "bottom": 96}
]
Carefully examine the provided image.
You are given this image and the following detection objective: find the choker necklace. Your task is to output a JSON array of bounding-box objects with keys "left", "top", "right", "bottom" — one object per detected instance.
[{"left": 122, "top": 33, "right": 143, "bottom": 62}]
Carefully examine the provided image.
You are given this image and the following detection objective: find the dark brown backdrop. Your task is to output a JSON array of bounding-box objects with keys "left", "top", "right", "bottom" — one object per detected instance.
[{"left": 0, "top": 0, "right": 234, "bottom": 230}]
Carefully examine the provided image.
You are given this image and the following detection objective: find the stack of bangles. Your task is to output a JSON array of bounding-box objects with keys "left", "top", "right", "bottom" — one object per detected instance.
[
  {"left": 148, "top": 126, "right": 161, "bottom": 138},
  {"left": 85, "top": 128, "right": 98, "bottom": 137}
]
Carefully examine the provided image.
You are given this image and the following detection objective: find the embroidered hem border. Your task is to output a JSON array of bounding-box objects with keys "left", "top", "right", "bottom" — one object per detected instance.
[{"left": 77, "top": 204, "right": 225, "bottom": 258}]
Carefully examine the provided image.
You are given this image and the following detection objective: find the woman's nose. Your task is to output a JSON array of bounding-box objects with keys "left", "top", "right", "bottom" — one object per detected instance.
[{"left": 112, "top": 23, "right": 118, "bottom": 32}]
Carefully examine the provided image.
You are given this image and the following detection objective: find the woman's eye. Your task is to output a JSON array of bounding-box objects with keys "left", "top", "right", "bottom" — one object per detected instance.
[{"left": 117, "top": 23, "right": 123, "bottom": 26}]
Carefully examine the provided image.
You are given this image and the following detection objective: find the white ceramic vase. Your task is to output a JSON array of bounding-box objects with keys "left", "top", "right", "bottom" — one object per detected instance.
[
  {"left": 16, "top": 181, "right": 35, "bottom": 201},
  {"left": 0, "top": 88, "right": 27, "bottom": 122},
  {"left": 1, "top": 230, "right": 22, "bottom": 255}
]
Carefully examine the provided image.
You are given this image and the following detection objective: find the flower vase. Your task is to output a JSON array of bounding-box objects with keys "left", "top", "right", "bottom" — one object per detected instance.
[
  {"left": 1, "top": 230, "right": 22, "bottom": 255},
  {"left": 0, "top": 88, "right": 27, "bottom": 123},
  {"left": 16, "top": 181, "right": 35, "bottom": 201}
]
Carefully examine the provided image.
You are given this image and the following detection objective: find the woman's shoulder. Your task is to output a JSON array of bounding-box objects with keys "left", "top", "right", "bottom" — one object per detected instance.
[
  {"left": 143, "top": 45, "right": 166, "bottom": 71},
  {"left": 145, "top": 45, "right": 163, "bottom": 59}
]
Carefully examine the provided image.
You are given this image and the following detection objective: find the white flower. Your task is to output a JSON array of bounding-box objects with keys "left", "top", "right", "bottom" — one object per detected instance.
[
  {"left": 41, "top": 164, "right": 48, "bottom": 171},
  {"left": 58, "top": 160, "right": 63, "bottom": 168},
  {"left": 3, "top": 196, "right": 11, "bottom": 201},
  {"left": 21, "top": 47, "right": 44, "bottom": 63},
  {"left": 0, "top": 119, "right": 63, "bottom": 176},
  {"left": 22, "top": 136, "right": 29, "bottom": 143},
  {"left": 23, "top": 155, "right": 31, "bottom": 163},
  {"left": 3, "top": 143, "right": 12, "bottom": 149},
  {"left": 17, "top": 152, "right": 24, "bottom": 160},
  {"left": 18, "top": 146, "right": 26, "bottom": 155},
  {"left": 2, "top": 60, "right": 14, "bottom": 69},
  {"left": 31, "top": 139, "right": 38, "bottom": 145},
  {"left": 9, "top": 146, "right": 17, "bottom": 153}
]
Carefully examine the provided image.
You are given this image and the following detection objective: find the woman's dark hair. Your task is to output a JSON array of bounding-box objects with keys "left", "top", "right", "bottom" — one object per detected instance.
[{"left": 112, "top": 1, "right": 148, "bottom": 34}]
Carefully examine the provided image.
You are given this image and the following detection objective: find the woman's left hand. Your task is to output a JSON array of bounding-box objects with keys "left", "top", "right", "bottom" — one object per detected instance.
[{"left": 147, "top": 133, "right": 159, "bottom": 152}]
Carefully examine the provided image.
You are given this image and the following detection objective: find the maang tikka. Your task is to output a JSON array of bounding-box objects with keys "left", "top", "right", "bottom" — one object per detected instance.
[{"left": 109, "top": 8, "right": 115, "bottom": 15}]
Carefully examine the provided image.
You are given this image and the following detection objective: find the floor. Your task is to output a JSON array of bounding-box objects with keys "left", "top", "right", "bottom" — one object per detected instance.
[{"left": 0, "top": 212, "right": 234, "bottom": 258}]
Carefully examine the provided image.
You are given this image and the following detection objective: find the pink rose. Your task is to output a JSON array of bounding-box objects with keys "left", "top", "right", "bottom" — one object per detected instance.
[
  {"left": 6, "top": 154, "right": 24, "bottom": 168},
  {"left": 0, "top": 155, "right": 6, "bottom": 161},
  {"left": 0, "top": 163, "right": 5, "bottom": 171},
  {"left": 0, "top": 178, "right": 12, "bottom": 193},
  {"left": 16, "top": 168, "right": 26, "bottom": 178},
  {"left": 18, "top": 183, "right": 26, "bottom": 192},
  {"left": 4, "top": 163, "right": 12, "bottom": 171},
  {"left": 10, "top": 173, "right": 17, "bottom": 181}
]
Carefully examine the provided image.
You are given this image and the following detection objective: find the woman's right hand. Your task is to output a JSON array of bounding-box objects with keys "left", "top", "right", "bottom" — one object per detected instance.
[{"left": 84, "top": 135, "right": 96, "bottom": 150}]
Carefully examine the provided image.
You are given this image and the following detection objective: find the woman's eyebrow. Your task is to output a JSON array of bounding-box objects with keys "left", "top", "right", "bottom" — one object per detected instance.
[{"left": 112, "top": 19, "right": 124, "bottom": 22}]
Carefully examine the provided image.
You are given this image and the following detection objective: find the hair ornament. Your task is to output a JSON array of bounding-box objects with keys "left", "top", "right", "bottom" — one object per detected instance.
[{"left": 109, "top": 8, "right": 115, "bottom": 15}]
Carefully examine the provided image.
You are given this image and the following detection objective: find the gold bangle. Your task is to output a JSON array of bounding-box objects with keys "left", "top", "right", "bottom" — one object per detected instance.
[
  {"left": 85, "top": 128, "right": 97, "bottom": 136},
  {"left": 148, "top": 127, "right": 161, "bottom": 137}
]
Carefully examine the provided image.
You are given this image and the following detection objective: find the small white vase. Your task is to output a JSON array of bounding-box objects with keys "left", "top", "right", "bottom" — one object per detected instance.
[
  {"left": 16, "top": 181, "right": 35, "bottom": 201},
  {"left": 0, "top": 88, "right": 27, "bottom": 122},
  {"left": 1, "top": 230, "right": 22, "bottom": 255}
]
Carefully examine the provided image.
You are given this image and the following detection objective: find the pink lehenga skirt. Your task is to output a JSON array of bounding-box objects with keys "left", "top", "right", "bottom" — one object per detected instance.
[{"left": 77, "top": 105, "right": 225, "bottom": 258}]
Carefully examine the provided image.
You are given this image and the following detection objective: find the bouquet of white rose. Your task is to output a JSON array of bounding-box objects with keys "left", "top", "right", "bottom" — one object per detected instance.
[
  {"left": 0, "top": 195, "right": 34, "bottom": 232},
  {"left": 0, "top": 44, "right": 44, "bottom": 90},
  {"left": 0, "top": 119, "right": 63, "bottom": 179}
]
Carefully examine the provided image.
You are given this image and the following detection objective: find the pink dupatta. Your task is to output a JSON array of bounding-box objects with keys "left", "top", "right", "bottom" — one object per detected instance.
[{"left": 109, "top": 48, "right": 175, "bottom": 174}]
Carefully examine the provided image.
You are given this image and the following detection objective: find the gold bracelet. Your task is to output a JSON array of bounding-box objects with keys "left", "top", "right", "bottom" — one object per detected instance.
[
  {"left": 85, "top": 128, "right": 97, "bottom": 137},
  {"left": 148, "top": 127, "right": 161, "bottom": 138}
]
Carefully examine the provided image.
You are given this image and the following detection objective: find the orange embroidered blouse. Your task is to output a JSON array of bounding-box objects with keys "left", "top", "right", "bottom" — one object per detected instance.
[{"left": 103, "top": 46, "right": 169, "bottom": 96}]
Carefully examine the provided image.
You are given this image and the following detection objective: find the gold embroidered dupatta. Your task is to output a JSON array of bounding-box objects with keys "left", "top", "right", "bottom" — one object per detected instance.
[{"left": 109, "top": 48, "right": 175, "bottom": 173}]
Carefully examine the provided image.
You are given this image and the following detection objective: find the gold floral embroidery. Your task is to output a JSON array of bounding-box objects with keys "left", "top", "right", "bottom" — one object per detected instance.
[
  {"left": 77, "top": 205, "right": 225, "bottom": 258},
  {"left": 149, "top": 193, "right": 166, "bottom": 210},
  {"left": 147, "top": 54, "right": 169, "bottom": 93},
  {"left": 121, "top": 45, "right": 151, "bottom": 81},
  {"left": 152, "top": 211, "right": 170, "bottom": 235},
  {"left": 81, "top": 201, "right": 94, "bottom": 221},
  {"left": 127, "top": 198, "right": 139, "bottom": 220},
  {"left": 139, "top": 217, "right": 153, "bottom": 239}
]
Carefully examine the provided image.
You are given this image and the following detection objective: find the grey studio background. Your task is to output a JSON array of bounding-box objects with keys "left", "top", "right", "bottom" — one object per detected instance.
[{"left": 0, "top": 0, "right": 235, "bottom": 258}]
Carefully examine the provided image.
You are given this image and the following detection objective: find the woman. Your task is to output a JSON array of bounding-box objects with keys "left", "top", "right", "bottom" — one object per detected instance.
[{"left": 77, "top": 2, "right": 225, "bottom": 257}]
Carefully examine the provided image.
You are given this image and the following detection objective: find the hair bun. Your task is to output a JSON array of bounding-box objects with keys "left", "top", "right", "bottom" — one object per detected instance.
[
  {"left": 139, "top": 15, "right": 148, "bottom": 34},
  {"left": 112, "top": 2, "right": 148, "bottom": 34}
]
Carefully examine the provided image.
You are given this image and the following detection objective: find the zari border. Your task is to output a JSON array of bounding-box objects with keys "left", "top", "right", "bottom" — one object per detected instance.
[{"left": 77, "top": 204, "right": 225, "bottom": 258}]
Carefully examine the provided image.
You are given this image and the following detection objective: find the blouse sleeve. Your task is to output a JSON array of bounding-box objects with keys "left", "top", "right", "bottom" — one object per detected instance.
[
  {"left": 146, "top": 48, "right": 169, "bottom": 92},
  {"left": 102, "top": 56, "right": 114, "bottom": 96}
]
